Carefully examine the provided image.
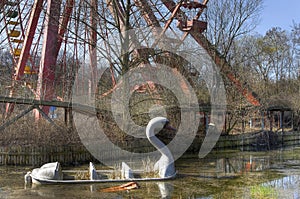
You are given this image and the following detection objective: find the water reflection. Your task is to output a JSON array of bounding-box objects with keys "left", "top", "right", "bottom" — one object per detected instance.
[
  {"left": 2, "top": 147, "right": 300, "bottom": 198},
  {"left": 264, "top": 175, "right": 300, "bottom": 199},
  {"left": 157, "top": 182, "right": 173, "bottom": 199},
  {"left": 198, "top": 154, "right": 271, "bottom": 178},
  {"left": 22, "top": 180, "right": 174, "bottom": 198}
]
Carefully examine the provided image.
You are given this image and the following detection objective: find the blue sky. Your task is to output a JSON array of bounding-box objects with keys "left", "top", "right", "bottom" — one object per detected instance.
[{"left": 255, "top": 0, "right": 300, "bottom": 34}]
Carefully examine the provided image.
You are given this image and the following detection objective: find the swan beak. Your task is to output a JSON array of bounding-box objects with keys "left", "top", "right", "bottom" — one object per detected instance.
[{"left": 164, "top": 123, "right": 177, "bottom": 131}]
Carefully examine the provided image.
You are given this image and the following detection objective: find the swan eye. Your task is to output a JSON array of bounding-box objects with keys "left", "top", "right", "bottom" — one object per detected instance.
[
  {"left": 163, "top": 121, "right": 169, "bottom": 128},
  {"left": 163, "top": 120, "right": 176, "bottom": 131}
]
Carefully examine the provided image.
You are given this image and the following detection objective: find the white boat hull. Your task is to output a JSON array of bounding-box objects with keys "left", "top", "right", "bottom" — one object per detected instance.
[
  {"left": 30, "top": 174, "right": 176, "bottom": 184},
  {"left": 27, "top": 162, "right": 176, "bottom": 185}
]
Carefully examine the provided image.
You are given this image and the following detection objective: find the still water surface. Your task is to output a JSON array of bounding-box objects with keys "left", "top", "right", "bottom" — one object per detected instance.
[{"left": 1, "top": 147, "right": 300, "bottom": 198}]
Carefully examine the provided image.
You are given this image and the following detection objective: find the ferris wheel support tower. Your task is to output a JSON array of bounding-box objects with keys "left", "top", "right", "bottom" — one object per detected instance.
[{"left": 34, "top": 0, "right": 61, "bottom": 118}]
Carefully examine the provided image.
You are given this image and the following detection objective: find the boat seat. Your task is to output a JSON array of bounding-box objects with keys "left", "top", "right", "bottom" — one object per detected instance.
[
  {"left": 89, "top": 162, "right": 99, "bottom": 180},
  {"left": 121, "top": 162, "right": 134, "bottom": 179},
  {"left": 31, "top": 162, "right": 63, "bottom": 180}
]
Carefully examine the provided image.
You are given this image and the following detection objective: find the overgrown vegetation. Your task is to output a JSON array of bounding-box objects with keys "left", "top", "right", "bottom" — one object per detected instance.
[
  {"left": 0, "top": 115, "right": 81, "bottom": 147},
  {"left": 250, "top": 185, "right": 278, "bottom": 199},
  {"left": 0, "top": 0, "right": 299, "bottom": 139}
]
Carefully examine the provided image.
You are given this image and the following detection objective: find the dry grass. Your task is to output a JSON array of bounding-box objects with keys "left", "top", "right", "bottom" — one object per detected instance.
[{"left": 0, "top": 115, "right": 81, "bottom": 147}]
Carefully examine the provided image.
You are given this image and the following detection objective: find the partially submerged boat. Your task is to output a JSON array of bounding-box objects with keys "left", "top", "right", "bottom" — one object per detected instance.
[
  {"left": 26, "top": 161, "right": 176, "bottom": 184},
  {"left": 25, "top": 117, "right": 177, "bottom": 185}
]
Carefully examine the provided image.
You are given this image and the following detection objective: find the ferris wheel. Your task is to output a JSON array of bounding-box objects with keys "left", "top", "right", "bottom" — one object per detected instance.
[
  {"left": 1, "top": 1, "right": 41, "bottom": 78},
  {"left": 0, "top": 0, "right": 260, "bottom": 118}
]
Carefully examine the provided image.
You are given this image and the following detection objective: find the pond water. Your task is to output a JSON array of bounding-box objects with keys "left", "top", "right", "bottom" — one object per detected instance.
[{"left": 1, "top": 146, "right": 300, "bottom": 198}]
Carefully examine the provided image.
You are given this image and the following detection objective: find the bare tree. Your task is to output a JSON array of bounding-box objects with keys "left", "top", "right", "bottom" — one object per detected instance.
[
  {"left": 291, "top": 22, "right": 300, "bottom": 77},
  {"left": 203, "top": 0, "right": 263, "bottom": 134},
  {"left": 205, "top": 0, "right": 263, "bottom": 59}
]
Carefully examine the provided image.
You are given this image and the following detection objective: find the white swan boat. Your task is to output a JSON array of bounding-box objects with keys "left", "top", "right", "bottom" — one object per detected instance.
[{"left": 25, "top": 117, "right": 177, "bottom": 184}]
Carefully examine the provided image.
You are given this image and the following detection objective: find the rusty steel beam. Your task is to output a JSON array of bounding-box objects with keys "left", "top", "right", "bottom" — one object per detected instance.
[
  {"left": 161, "top": 0, "right": 260, "bottom": 106},
  {"left": 134, "top": 0, "right": 160, "bottom": 29},
  {"left": 106, "top": 0, "right": 126, "bottom": 27},
  {"left": 36, "top": 0, "right": 62, "bottom": 115},
  {"left": 189, "top": 30, "right": 260, "bottom": 106},
  {"left": 180, "top": 0, "right": 209, "bottom": 41},
  {"left": 89, "top": 0, "right": 98, "bottom": 95},
  {"left": 56, "top": 0, "right": 74, "bottom": 59},
  {"left": 151, "top": 2, "right": 182, "bottom": 47},
  {"left": 133, "top": 0, "right": 194, "bottom": 100},
  {"left": 14, "top": 0, "right": 43, "bottom": 80}
]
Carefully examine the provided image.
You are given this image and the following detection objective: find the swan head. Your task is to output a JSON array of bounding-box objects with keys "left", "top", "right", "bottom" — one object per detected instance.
[{"left": 146, "top": 117, "right": 176, "bottom": 136}]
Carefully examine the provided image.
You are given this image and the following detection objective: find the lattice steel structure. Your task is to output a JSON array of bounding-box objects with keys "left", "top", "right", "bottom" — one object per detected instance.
[{"left": 0, "top": 0, "right": 260, "bottom": 119}]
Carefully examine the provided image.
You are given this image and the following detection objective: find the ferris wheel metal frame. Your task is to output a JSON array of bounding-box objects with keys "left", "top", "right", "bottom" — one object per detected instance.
[{"left": 0, "top": 0, "right": 260, "bottom": 119}]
